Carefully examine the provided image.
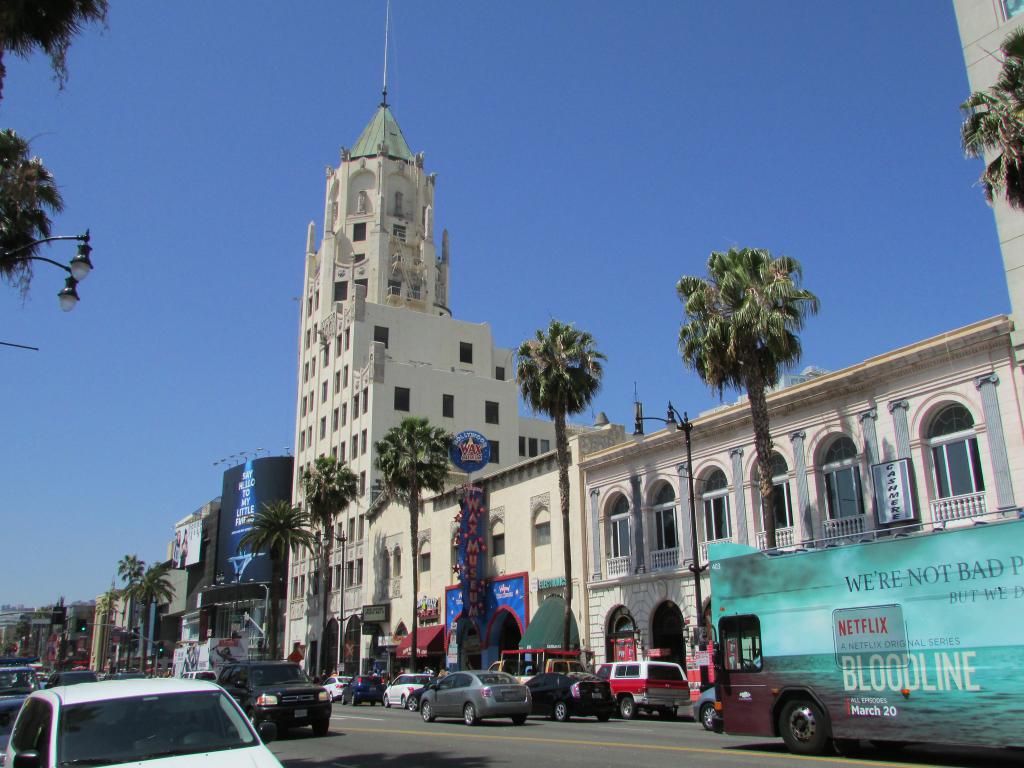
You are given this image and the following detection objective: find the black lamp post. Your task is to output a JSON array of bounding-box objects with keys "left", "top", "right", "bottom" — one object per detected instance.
[
  {"left": 335, "top": 532, "right": 348, "bottom": 675},
  {"left": 0, "top": 231, "right": 93, "bottom": 311},
  {"left": 633, "top": 401, "right": 708, "bottom": 672}
]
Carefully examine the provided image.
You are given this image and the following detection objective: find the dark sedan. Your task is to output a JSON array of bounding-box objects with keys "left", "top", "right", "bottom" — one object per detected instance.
[{"left": 526, "top": 672, "right": 615, "bottom": 722}]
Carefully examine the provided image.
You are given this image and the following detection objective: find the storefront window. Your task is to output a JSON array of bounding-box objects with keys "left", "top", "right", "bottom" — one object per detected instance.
[{"left": 702, "top": 469, "right": 731, "bottom": 540}]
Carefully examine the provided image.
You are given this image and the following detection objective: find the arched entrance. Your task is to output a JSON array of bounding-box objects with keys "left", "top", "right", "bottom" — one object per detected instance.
[
  {"left": 485, "top": 610, "right": 522, "bottom": 667},
  {"left": 606, "top": 606, "right": 637, "bottom": 662},
  {"left": 343, "top": 615, "right": 361, "bottom": 675},
  {"left": 324, "top": 618, "right": 340, "bottom": 674},
  {"left": 457, "top": 618, "right": 482, "bottom": 670},
  {"left": 650, "top": 601, "right": 685, "bottom": 666}
]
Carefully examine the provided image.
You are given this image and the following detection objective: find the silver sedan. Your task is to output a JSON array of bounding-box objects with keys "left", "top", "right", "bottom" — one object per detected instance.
[{"left": 420, "top": 671, "right": 531, "bottom": 725}]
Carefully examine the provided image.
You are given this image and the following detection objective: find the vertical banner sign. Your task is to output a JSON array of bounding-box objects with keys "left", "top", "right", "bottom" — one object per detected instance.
[
  {"left": 871, "top": 458, "right": 915, "bottom": 524},
  {"left": 458, "top": 486, "right": 488, "bottom": 620},
  {"left": 218, "top": 457, "right": 293, "bottom": 583}
]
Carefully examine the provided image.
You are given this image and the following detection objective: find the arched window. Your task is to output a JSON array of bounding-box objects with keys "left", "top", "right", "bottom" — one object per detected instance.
[
  {"left": 357, "top": 190, "right": 369, "bottom": 214},
  {"left": 702, "top": 469, "right": 731, "bottom": 541},
  {"left": 822, "top": 436, "right": 862, "bottom": 519},
  {"left": 651, "top": 483, "right": 677, "bottom": 552},
  {"left": 770, "top": 453, "right": 794, "bottom": 529},
  {"left": 392, "top": 546, "right": 402, "bottom": 577},
  {"left": 608, "top": 495, "right": 631, "bottom": 559},
  {"left": 394, "top": 190, "right": 403, "bottom": 217},
  {"left": 533, "top": 508, "right": 551, "bottom": 570},
  {"left": 929, "top": 405, "right": 985, "bottom": 499}
]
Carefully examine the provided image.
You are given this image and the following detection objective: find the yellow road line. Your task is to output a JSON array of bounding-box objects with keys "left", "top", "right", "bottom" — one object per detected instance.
[{"left": 338, "top": 725, "right": 937, "bottom": 768}]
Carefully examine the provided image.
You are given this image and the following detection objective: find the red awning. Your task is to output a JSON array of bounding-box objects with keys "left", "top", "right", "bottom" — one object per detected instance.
[{"left": 395, "top": 624, "right": 445, "bottom": 658}]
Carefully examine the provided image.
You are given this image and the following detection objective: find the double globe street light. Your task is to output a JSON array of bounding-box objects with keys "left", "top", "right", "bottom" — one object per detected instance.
[{"left": 0, "top": 230, "right": 94, "bottom": 311}]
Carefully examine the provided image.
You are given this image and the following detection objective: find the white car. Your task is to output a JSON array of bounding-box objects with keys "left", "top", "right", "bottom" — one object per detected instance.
[
  {"left": 323, "top": 675, "right": 352, "bottom": 702},
  {"left": 3, "top": 678, "right": 282, "bottom": 767},
  {"left": 382, "top": 673, "right": 434, "bottom": 709}
]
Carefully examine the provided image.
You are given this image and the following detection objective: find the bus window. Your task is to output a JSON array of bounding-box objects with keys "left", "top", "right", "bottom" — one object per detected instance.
[{"left": 719, "top": 615, "right": 762, "bottom": 672}]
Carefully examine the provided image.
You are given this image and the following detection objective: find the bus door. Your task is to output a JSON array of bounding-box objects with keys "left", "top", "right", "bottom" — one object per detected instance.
[{"left": 717, "top": 615, "right": 772, "bottom": 737}]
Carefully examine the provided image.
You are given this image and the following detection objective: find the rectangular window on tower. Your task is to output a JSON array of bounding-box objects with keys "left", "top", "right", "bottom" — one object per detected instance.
[
  {"left": 529, "top": 438, "right": 538, "bottom": 457},
  {"left": 353, "top": 222, "right": 366, "bottom": 241},
  {"left": 332, "top": 408, "right": 339, "bottom": 431},
  {"left": 495, "top": 366, "right": 505, "bottom": 381},
  {"left": 321, "top": 381, "right": 328, "bottom": 403},
  {"left": 460, "top": 342, "right": 473, "bottom": 364},
  {"left": 334, "top": 281, "right": 348, "bottom": 302},
  {"left": 363, "top": 387, "right": 369, "bottom": 414},
  {"left": 394, "top": 386, "right": 410, "bottom": 412},
  {"left": 319, "top": 417, "right": 326, "bottom": 439},
  {"left": 392, "top": 224, "right": 406, "bottom": 242},
  {"left": 519, "top": 436, "right": 526, "bottom": 457},
  {"left": 489, "top": 440, "right": 500, "bottom": 464},
  {"left": 335, "top": 335, "right": 341, "bottom": 356},
  {"left": 374, "top": 326, "right": 390, "bottom": 348},
  {"left": 443, "top": 394, "right": 454, "bottom": 419},
  {"left": 485, "top": 401, "right": 499, "bottom": 424},
  {"left": 342, "top": 403, "right": 347, "bottom": 426},
  {"left": 334, "top": 371, "right": 341, "bottom": 393}
]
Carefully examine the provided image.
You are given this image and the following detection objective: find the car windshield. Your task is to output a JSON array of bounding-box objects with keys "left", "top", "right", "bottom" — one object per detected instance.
[
  {"left": 57, "top": 690, "right": 256, "bottom": 765},
  {"left": 475, "top": 672, "right": 517, "bottom": 686},
  {"left": 250, "top": 665, "right": 310, "bottom": 686},
  {"left": 0, "top": 670, "right": 36, "bottom": 695}
]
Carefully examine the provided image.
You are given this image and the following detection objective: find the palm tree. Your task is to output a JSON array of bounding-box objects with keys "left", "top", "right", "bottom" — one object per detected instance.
[
  {"left": 516, "top": 320, "right": 605, "bottom": 650},
  {"left": 961, "top": 27, "right": 1024, "bottom": 210},
  {"left": 677, "top": 247, "right": 819, "bottom": 549},
  {"left": 240, "top": 500, "right": 316, "bottom": 660},
  {"left": 301, "top": 455, "right": 358, "bottom": 674},
  {"left": 96, "top": 583, "right": 120, "bottom": 673},
  {"left": 128, "top": 563, "right": 175, "bottom": 673},
  {"left": 116, "top": 554, "right": 144, "bottom": 671},
  {"left": 0, "top": 129, "right": 64, "bottom": 297},
  {"left": 0, "top": 0, "right": 109, "bottom": 101},
  {"left": 374, "top": 417, "right": 452, "bottom": 673}
]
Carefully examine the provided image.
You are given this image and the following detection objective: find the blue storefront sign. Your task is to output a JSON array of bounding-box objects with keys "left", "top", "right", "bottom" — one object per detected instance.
[{"left": 445, "top": 572, "right": 529, "bottom": 670}]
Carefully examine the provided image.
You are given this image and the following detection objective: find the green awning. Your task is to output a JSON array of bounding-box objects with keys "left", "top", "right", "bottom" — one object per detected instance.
[{"left": 519, "top": 595, "right": 579, "bottom": 650}]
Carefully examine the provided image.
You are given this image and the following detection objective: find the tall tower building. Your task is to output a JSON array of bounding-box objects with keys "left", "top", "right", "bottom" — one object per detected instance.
[
  {"left": 287, "top": 99, "right": 555, "bottom": 670},
  {"left": 954, "top": 0, "right": 1024, "bottom": 358}
]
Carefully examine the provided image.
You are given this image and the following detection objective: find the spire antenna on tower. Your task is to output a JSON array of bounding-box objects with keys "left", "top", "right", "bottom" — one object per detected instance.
[{"left": 381, "top": 0, "right": 391, "bottom": 107}]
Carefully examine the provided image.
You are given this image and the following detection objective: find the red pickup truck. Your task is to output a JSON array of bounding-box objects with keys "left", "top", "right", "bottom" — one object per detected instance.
[{"left": 595, "top": 661, "right": 690, "bottom": 719}]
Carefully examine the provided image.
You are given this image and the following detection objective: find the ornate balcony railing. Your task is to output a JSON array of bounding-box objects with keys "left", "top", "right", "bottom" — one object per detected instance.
[
  {"left": 699, "top": 537, "right": 733, "bottom": 564},
  {"left": 755, "top": 527, "right": 796, "bottom": 550},
  {"left": 931, "top": 492, "right": 987, "bottom": 523},
  {"left": 650, "top": 547, "right": 679, "bottom": 571},
  {"left": 605, "top": 556, "right": 631, "bottom": 578},
  {"left": 822, "top": 515, "right": 866, "bottom": 540}
]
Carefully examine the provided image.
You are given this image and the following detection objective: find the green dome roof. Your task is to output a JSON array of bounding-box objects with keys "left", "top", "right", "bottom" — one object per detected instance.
[{"left": 351, "top": 105, "right": 414, "bottom": 162}]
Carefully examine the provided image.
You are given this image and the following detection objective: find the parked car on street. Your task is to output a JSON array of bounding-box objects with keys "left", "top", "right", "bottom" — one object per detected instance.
[
  {"left": 323, "top": 674, "right": 351, "bottom": 701},
  {"left": 3, "top": 678, "right": 283, "bottom": 767},
  {"left": 404, "top": 679, "right": 436, "bottom": 711},
  {"left": 383, "top": 673, "right": 433, "bottom": 709},
  {"left": 419, "top": 670, "right": 530, "bottom": 726},
  {"left": 45, "top": 670, "right": 98, "bottom": 688},
  {"left": 595, "top": 661, "right": 690, "bottom": 720},
  {"left": 218, "top": 660, "right": 332, "bottom": 736},
  {"left": 692, "top": 685, "right": 719, "bottom": 731},
  {"left": 340, "top": 674, "right": 384, "bottom": 706},
  {"left": 526, "top": 672, "right": 615, "bottom": 722}
]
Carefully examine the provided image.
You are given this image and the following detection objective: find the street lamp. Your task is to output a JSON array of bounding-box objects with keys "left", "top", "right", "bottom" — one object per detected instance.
[
  {"left": 633, "top": 401, "right": 708, "bottom": 675},
  {"left": 0, "top": 231, "right": 93, "bottom": 311},
  {"left": 335, "top": 532, "right": 348, "bottom": 675}
]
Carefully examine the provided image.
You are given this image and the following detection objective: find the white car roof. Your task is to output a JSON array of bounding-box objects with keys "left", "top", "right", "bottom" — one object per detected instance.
[{"left": 39, "top": 678, "right": 221, "bottom": 707}]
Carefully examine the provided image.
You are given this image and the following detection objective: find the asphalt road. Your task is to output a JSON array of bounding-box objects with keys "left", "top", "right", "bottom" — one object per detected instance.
[{"left": 268, "top": 703, "right": 1020, "bottom": 768}]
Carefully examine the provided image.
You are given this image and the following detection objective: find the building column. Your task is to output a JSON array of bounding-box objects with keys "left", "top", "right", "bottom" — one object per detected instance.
[
  {"left": 730, "top": 448, "right": 748, "bottom": 545},
  {"left": 589, "top": 488, "right": 602, "bottom": 581},
  {"left": 859, "top": 409, "right": 878, "bottom": 532},
  {"left": 975, "top": 373, "right": 1016, "bottom": 510},
  {"left": 790, "top": 430, "right": 814, "bottom": 542},
  {"left": 677, "top": 463, "right": 692, "bottom": 568},
  {"left": 630, "top": 474, "right": 646, "bottom": 574},
  {"left": 889, "top": 399, "right": 911, "bottom": 460}
]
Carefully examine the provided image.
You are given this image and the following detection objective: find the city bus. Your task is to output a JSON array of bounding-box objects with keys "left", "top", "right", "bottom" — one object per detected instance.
[{"left": 709, "top": 516, "right": 1024, "bottom": 755}]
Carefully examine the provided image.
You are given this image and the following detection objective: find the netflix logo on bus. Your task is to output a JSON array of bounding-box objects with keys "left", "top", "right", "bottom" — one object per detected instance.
[{"left": 216, "top": 456, "right": 293, "bottom": 584}]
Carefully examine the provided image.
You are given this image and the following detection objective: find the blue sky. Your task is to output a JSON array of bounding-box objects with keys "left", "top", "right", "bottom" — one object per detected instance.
[{"left": 0, "top": 2, "right": 1006, "bottom": 607}]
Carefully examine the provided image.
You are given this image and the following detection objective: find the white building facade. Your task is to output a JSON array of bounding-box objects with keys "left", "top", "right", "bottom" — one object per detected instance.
[
  {"left": 285, "top": 101, "right": 554, "bottom": 673},
  {"left": 582, "top": 316, "right": 1024, "bottom": 669}
]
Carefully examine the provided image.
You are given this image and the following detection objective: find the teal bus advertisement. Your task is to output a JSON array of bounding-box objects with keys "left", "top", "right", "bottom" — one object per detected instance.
[{"left": 709, "top": 518, "right": 1024, "bottom": 754}]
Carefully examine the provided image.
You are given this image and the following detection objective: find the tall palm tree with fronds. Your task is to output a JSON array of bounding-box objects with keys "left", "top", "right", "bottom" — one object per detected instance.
[
  {"left": 240, "top": 500, "right": 316, "bottom": 660},
  {"left": 677, "top": 247, "right": 819, "bottom": 549},
  {"left": 961, "top": 27, "right": 1024, "bottom": 210},
  {"left": 301, "top": 455, "right": 358, "bottom": 674},
  {"left": 516, "top": 319, "right": 605, "bottom": 651},
  {"left": 0, "top": 0, "right": 108, "bottom": 101},
  {"left": 374, "top": 417, "right": 452, "bottom": 673},
  {"left": 128, "top": 563, "right": 175, "bottom": 673},
  {"left": 116, "top": 554, "right": 144, "bottom": 671},
  {"left": 0, "top": 129, "right": 64, "bottom": 297}
]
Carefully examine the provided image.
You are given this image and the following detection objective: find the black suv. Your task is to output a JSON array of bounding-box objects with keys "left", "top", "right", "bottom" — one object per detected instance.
[{"left": 218, "top": 660, "right": 332, "bottom": 736}]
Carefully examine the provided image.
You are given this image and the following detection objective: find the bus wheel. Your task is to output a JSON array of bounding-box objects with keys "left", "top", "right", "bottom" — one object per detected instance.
[{"left": 779, "top": 698, "right": 830, "bottom": 755}]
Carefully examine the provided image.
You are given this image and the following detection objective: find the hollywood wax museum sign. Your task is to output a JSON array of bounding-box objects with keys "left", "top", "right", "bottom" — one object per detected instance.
[{"left": 457, "top": 486, "right": 488, "bottom": 620}]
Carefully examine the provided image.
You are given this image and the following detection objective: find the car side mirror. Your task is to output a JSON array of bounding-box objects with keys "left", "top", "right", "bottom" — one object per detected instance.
[
  {"left": 257, "top": 721, "right": 278, "bottom": 744},
  {"left": 13, "top": 751, "right": 41, "bottom": 768}
]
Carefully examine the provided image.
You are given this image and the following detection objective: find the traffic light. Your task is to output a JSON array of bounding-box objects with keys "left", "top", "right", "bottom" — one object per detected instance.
[
  {"left": 75, "top": 618, "right": 88, "bottom": 633},
  {"left": 156, "top": 641, "right": 166, "bottom": 657},
  {"left": 51, "top": 606, "right": 67, "bottom": 626}
]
